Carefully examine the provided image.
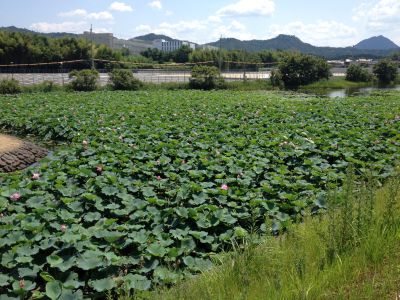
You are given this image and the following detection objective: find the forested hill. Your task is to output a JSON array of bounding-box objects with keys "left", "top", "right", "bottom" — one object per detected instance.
[
  {"left": 206, "top": 34, "right": 399, "bottom": 59},
  {"left": 354, "top": 35, "right": 399, "bottom": 50}
]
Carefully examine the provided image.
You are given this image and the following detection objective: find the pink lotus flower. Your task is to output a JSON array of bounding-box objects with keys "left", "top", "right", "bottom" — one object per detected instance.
[
  {"left": 156, "top": 175, "right": 162, "bottom": 181},
  {"left": 221, "top": 184, "right": 229, "bottom": 191},
  {"left": 31, "top": 173, "right": 40, "bottom": 180},
  {"left": 95, "top": 165, "right": 104, "bottom": 174},
  {"left": 19, "top": 279, "right": 25, "bottom": 289},
  {"left": 82, "top": 140, "right": 89, "bottom": 146},
  {"left": 10, "top": 193, "right": 21, "bottom": 201},
  {"left": 61, "top": 224, "right": 67, "bottom": 232}
]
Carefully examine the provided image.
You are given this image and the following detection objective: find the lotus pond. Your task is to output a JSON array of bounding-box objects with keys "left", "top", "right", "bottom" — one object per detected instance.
[{"left": 0, "top": 90, "right": 400, "bottom": 299}]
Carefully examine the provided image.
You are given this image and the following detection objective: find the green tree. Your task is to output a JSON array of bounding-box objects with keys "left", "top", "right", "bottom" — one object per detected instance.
[
  {"left": 109, "top": 69, "right": 142, "bottom": 90},
  {"left": 68, "top": 69, "right": 99, "bottom": 91},
  {"left": 345, "top": 64, "right": 372, "bottom": 82},
  {"left": 172, "top": 45, "right": 193, "bottom": 63},
  {"left": 277, "top": 52, "right": 331, "bottom": 88},
  {"left": 189, "top": 66, "right": 226, "bottom": 90},
  {"left": 373, "top": 60, "right": 398, "bottom": 84}
]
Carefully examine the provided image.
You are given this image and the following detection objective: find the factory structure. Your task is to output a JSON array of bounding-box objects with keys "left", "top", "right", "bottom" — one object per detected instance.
[
  {"left": 152, "top": 39, "right": 197, "bottom": 52},
  {"left": 81, "top": 31, "right": 218, "bottom": 53}
]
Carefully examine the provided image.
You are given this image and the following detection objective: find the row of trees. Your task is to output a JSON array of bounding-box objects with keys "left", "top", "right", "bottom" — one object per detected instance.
[
  {"left": 0, "top": 31, "right": 151, "bottom": 69},
  {"left": 0, "top": 31, "right": 279, "bottom": 70},
  {"left": 346, "top": 60, "right": 398, "bottom": 84},
  {"left": 140, "top": 46, "right": 280, "bottom": 69}
]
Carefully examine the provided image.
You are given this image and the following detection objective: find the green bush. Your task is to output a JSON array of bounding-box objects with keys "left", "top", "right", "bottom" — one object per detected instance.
[
  {"left": 373, "top": 60, "right": 398, "bottom": 84},
  {"left": 109, "top": 69, "right": 143, "bottom": 91},
  {"left": 0, "top": 79, "right": 22, "bottom": 94},
  {"left": 68, "top": 69, "right": 99, "bottom": 91},
  {"left": 345, "top": 64, "right": 372, "bottom": 82},
  {"left": 278, "top": 53, "right": 331, "bottom": 88},
  {"left": 270, "top": 69, "right": 284, "bottom": 88},
  {"left": 24, "top": 81, "right": 61, "bottom": 93},
  {"left": 189, "top": 66, "right": 226, "bottom": 90}
]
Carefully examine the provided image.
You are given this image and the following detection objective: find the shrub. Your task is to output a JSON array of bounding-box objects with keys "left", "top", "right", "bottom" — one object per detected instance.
[
  {"left": 270, "top": 69, "right": 284, "bottom": 88},
  {"left": 373, "top": 60, "right": 398, "bottom": 84},
  {"left": 109, "top": 69, "right": 143, "bottom": 91},
  {"left": 24, "top": 81, "right": 61, "bottom": 93},
  {"left": 68, "top": 69, "right": 99, "bottom": 91},
  {"left": 0, "top": 79, "right": 22, "bottom": 94},
  {"left": 346, "top": 64, "right": 372, "bottom": 82},
  {"left": 277, "top": 53, "right": 331, "bottom": 88},
  {"left": 189, "top": 66, "right": 226, "bottom": 90}
]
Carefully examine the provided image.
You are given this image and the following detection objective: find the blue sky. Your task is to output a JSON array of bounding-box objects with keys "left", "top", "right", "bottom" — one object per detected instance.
[{"left": 1, "top": 0, "right": 399, "bottom": 46}]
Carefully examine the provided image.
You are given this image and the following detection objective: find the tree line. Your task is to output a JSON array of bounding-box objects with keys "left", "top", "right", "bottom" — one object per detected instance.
[{"left": 0, "top": 31, "right": 281, "bottom": 70}]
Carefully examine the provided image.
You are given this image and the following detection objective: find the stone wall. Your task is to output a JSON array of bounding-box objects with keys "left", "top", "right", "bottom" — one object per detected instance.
[{"left": 0, "top": 141, "right": 48, "bottom": 173}]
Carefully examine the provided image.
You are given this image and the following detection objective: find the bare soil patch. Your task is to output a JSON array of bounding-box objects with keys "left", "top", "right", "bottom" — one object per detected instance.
[{"left": 0, "top": 134, "right": 48, "bottom": 173}]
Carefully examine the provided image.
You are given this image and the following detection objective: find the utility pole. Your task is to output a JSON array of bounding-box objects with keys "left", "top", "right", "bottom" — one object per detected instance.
[
  {"left": 218, "top": 35, "right": 222, "bottom": 73},
  {"left": 90, "top": 24, "right": 94, "bottom": 69}
]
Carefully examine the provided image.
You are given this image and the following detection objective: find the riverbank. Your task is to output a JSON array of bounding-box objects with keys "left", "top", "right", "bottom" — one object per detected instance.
[{"left": 148, "top": 175, "right": 400, "bottom": 300}]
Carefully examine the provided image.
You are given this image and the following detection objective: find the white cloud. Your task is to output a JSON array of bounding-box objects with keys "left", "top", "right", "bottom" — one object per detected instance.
[
  {"left": 58, "top": 9, "right": 113, "bottom": 21},
  {"left": 135, "top": 21, "right": 205, "bottom": 43},
  {"left": 353, "top": 0, "right": 400, "bottom": 31},
  {"left": 149, "top": 1, "right": 162, "bottom": 10},
  {"left": 211, "top": 20, "right": 255, "bottom": 40},
  {"left": 135, "top": 24, "right": 152, "bottom": 34},
  {"left": 87, "top": 11, "right": 114, "bottom": 20},
  {"left": 30, "top": 21, "right": 88, "bottom": 33},
  {"left": 268, "top": 21, "right": 358, "bottom": 47},
  {"left": 217, "top": 0, "right": 275, "bottom": 17},
  {"left": 109, "top": 2, "right": 133, "bottom": 12},
  {"left": 58, "top": 9, "right": 88, "bottom": 18},
  {"left": 208, "top": 15, "right": 223, "bottom": 23},
  {"left": 135, "top": 19, "right": 255, "bottom": 43}
]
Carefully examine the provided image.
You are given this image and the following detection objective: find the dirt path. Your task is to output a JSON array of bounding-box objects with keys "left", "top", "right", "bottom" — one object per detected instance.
[
  {"left": 0, "top": 134, "right": 48, "bottom": 173},
  {"left": 0, "top": 135, "right": 23, "bottom": 153}
]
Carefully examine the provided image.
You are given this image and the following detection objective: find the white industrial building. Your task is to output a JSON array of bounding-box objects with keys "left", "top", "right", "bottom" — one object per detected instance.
[{"left": 153, "top": 39, "right": 197, "bottom": 52}]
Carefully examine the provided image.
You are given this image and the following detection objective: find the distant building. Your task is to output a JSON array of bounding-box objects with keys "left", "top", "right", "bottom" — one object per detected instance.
[
  {"left": 83, "top": 32, "right": 114, "bottom": 48},
  {"left": 153, "top": 39, "right": 197, "bottom": 52}
]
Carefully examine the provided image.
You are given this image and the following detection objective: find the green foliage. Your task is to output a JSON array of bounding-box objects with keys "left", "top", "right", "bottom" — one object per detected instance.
[
  {"left": 345, "top": 64, "right": 373, "bottom": 82},
  {"left": 68, "top": 69, "right": 99, "bottom": 91},
  {"left": 0, "top": 79, "right": 21, "bottom": 94},
  {"left": 157, "top": 176, "right": 400, "bottom": 300},
  {"left": 173, "top": 45, "right": 193, "bottom": 63},
  {"left": 270, "top": 69, "right": 284, "bottom": 88},
  {"left": 109, "top": 69, "right": 143, "bottom": 91},
  {"left": 0, "top": 90, "right": 400, "bottom": 298},
  {"left": 278, "top": 52, "right": 331, "bottom": 88},
  {"left": 373, "top": 59, "right": 399, "bottom": 84},
  {"left": 24, "top": 81, "right": 61, "bottom": 93},
  {"left": 141, "top": 46, "right": 193, "bottom": 64},
  {"left": 0, "top": 31, "right": 91, "bottom": 65},
  {"left": 189, "top": 66, "right": 226, "bottom": 90}
]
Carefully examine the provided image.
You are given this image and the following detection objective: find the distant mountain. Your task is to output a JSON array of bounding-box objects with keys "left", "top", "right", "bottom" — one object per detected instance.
[
  {"left": 208, "top": 35, "right": 315, "bottom": 53},
  {"left": 206, "top": 34, "right": 398, "bottom": 59},
  {"left": 133, "top": 33, "right": 176, "bottom": 42},
  {"left": 354, "top": 35, "right": 399, "bottom": 50},
  {"left": 0, "top": 26, "right": 152, "bottom": 54},
  {"left": 0, "top": 26, "right": 78, "bottom": 38}
]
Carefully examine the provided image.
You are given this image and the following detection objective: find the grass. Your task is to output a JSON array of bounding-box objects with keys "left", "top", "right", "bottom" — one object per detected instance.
[
  {"left": 301, "top": 77, "right": 373, "bottom": 90},
  {"left": 146, "top": 173, "right": 400, "bottom": 300}
]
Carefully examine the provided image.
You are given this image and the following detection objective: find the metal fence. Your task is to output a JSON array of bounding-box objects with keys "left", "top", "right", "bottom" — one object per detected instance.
[
  {"left": 0, "top": 69, "right": 274, "bottom": 86},
  {"left": 2, "top": 67, "right": 394, "bottom": 86}
]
